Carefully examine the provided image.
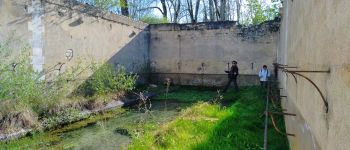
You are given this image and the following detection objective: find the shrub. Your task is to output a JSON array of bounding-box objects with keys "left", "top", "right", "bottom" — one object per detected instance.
[
  {"left": 0, "top": 37, "right": 137, "bottom": 133},
  {"left": 81, "top": 63, "right": 137, "bottom": 97},
  {"left": 41, "top": 108, "right": 88, "bottom": 129}
]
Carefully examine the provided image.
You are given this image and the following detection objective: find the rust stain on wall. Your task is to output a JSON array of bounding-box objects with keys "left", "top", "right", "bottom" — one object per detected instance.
[{"left": 342, "top": 65, "right": 350, "bottom": 86}]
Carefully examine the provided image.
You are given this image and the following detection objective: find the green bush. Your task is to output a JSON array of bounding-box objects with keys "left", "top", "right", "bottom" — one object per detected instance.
[
  {"left": 0, "top": 46, "right": 45, "bottom": 108},
  {"left": 41, "top": 108, "right": 88, "bottom": 129},
  {"left": 0, "top": 50, "right": 82, "bottom": 115},
  {"left": 0, "top": 38, "right": 137, "bottom": 132},
  {"left": 82, "top": 63, "right": 137, "bottom": 97},
  {"left": 140, "top": 15, "right": 168, "bottom": 24}
]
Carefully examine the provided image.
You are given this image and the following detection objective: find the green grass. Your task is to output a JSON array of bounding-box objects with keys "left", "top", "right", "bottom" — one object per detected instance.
[
  {"left": 153, "top": 86, "right": 241, "bottom": 102},
  {"left": 0, "top": 38, "right": 137, "bottom": 134},
  {"left": 1, "top": 86, "right": 289, "bottom": 150},
  {"left": 128, "top": 86, "right": 289, "bottom": 150},
  {"left": 155, "top": 87, "right": 216, "bottom": 102}
]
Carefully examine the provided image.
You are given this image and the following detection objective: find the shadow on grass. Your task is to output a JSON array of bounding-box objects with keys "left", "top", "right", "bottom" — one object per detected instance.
[
  {"left": 128, "top": 86, "right": 289, "bottom": 150},
  {"left": 194, "top": 86, "right": 289, "bottom": 150}
]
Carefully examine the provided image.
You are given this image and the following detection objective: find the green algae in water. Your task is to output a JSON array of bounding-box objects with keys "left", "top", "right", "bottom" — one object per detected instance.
[{"left": 0, "top": 101, "right": 190, "bottom": 150}]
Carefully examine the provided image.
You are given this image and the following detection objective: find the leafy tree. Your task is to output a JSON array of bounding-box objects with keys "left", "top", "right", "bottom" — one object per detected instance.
[
  {"left": 141, "top": 15, "right": 168, "bottom": 24},
  {"left": 77, "top": 0, "right": 282, "bottom": 25},
  {"left": 120, "top": 0, "right": 129, "bottom": 16},
  {"left": 79, "top": 0, "right": 119, "bottom": 10},
  {"left": 265, "top": 0, "right": 282, "bottom": 20},
  {"left": 240, "top": 0, "right": 281, "bottom": 25}
]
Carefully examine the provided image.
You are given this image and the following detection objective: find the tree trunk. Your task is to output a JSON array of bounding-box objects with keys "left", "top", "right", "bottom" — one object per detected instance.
[
  {"left": 186, "top": 0, "right": 195, "bottom": 23},
  {"left": 174, "top": 0, "right": 181, "bottom": 23},
  {"left": 236, "top": 0, "right": 241, "bottom": 22},
  {"left": 120, "top": 0, "right": 129, "bottom": 16},
  {"left": 202, "top": 0, "right": 208, "bottom": 22},
  {"left": 194, "top": 0, "right": 201, "bottom": 22},
  {"left": 209, "top": 0, "right": 215, "bottom": 21},
  {"left": 160, "top": 0, "right": 168, "bottom": 20},
  {"left": 220, "top": 0, "right": 226, "bottom": 21},
  {"left": 213, "top": 0, "right": 221, "bottom": 20}
]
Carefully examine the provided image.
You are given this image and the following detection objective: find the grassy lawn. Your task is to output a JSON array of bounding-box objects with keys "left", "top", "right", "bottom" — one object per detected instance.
[
  {"left": 129, "top": 86, "right": 289, "bottom": 150},
  {"left": 153, "top": 86, "right": 240, "bottom": 102},
  {"left": 155, "top": 87, "right": 216, "bottom": 102}
]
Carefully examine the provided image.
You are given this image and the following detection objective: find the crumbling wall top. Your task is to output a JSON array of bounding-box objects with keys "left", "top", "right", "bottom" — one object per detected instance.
[
  {"left": 44, "top": 0, "right": 148, "bottom": 29},
  {"left": 149, "top": 19, "right": 280, "bottom": 34}
]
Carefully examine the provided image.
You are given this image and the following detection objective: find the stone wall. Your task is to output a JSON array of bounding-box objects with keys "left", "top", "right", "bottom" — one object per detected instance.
[
  {"left": 278, "top": 0, "right": 350, "bottom": 150},
  {"left": 0, "top": 0, "right": 149, "bottom": 81},
  {"left": 1, "top": 0, "right": 279, "bottom": 87},
  {"left": 3, "top": 0, "right": 350, "bottom": 149},
  {"left": 149, "top": 21, "right": 279, "bottom": 86}
]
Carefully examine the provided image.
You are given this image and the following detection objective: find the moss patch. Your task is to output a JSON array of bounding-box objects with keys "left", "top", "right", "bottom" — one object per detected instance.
[{"left": 0, "top": 108, "right": 126, "bottom": 150}]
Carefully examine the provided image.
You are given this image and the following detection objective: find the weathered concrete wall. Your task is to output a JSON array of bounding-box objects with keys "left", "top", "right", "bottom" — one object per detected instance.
[
  {"left": 278, "top": 0, "right": 350, "bottom": 150},
  {"left": 149, "top": 21, "right": 279, "bottom": 86},
  {"left": 1, "top": 0, "right": 279, "bottom": 87},
  {"left": 0, "top": 0, "right": 149, "bottom": 80}
]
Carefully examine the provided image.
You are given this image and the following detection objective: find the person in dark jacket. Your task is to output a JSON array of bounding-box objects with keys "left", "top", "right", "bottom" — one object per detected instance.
[{"left": 223, "top": 60, "right": 239, "bottom": 92}]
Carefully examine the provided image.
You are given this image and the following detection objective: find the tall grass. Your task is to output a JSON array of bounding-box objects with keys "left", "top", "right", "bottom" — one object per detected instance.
[
  {"left": 80, "top": 63, "right": 137, "bottom": 97},
  {"left": 154, "top": 86, "right": 217, "bottom": 102},
  {"left": 0, "top": 38, "right": 137, "bottom": 133},
  {"left": 128, "top": 87, "right": 289, "bottom": 150}
]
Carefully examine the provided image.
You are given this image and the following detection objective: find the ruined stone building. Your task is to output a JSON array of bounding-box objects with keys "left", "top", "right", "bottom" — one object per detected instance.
[{"left": 1, "top": 0, "right": 349, "bottom": 149}]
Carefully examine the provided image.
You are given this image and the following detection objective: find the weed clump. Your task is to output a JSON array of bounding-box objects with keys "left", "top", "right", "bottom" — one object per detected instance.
[
  {"left": 80, "top": 63, "right": 137, "bottom": 97},
  {"left": 0, "top": 38, "right": 137, "bottom": 135}
]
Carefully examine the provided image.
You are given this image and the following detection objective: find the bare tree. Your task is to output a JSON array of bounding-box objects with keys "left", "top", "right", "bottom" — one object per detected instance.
[
  {"left": 219, "top": 0, "right": 226, "bottom": 21},
  {"left": 236, "top": 0, "right": 242, "bottom": 22},
  {"left": 186, "top": 0, "right": 201, "bottom": 23},
  {"left": 160, "top": 0, "right": 168, "bottom": 19},
  {"left": 194, "top": 0, "right": 201, "bottom": 22},
  {"left": 77, "top": 0, "right": 281, "bottom": 24},
  {"left": 128, "top": 0, "right": 158, "bottom": 20},
  {"left": 208, "top": 0, "right": 215, "bottom": 21},
  {"left": 202, "top": 0, "right": 208, "bottom": 22},
  {"left": 213, "top": 0, "right": 221, "bottom": 20},
  {"left": 170, "top": 0, "right": 181, "bottom": 23}
]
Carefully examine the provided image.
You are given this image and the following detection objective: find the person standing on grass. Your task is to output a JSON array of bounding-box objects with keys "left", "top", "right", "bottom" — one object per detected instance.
[
  {"left": 223, "top": 60, "right": 239, "bottom": 92},
  {"left": 259, "top": 65, "right": 270, "bottom": 88}
]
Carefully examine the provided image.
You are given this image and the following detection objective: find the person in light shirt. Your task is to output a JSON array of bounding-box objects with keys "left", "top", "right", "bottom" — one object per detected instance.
[{"left": 259, "top": 65, "right": 270, "bottom": 88}]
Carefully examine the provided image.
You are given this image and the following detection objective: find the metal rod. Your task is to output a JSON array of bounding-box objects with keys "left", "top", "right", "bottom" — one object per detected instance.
[
  {"left": 227, "top": 62, "right": 230, "bottom": 72},
  {"left": 264, "top": 84, "right": 270, "bottom": 150},
  {"left": 268, "top": 92, "right": 277, "bottom": 108},
  {"left": 274, "top": 63, "right": 298, "bottom": 68},
  {"left": 284, "top": 70, "right": 329, "bottom": 113},
  {"left": 287, "top": 70, "right": 330, "bottom": 73},
  {"left": 278, "top": 66, "right": 298, "bottom": 69},
  {"left": 270, "top": 114, "right": 296, "bottom": 137},
  {"left": 268, "top": 111, "right": 296, "bottom": 116},
  {"left": 291, "top": 73, "right": 298, "bottom": 83},
  {"left": 149, "top": 72, "right": 258, "bottom": 76},
  {"left": 274, "top": 63, "right": 288, "bottom": 66}
]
